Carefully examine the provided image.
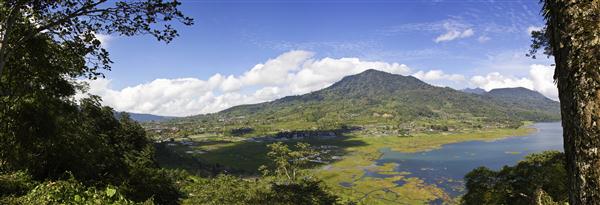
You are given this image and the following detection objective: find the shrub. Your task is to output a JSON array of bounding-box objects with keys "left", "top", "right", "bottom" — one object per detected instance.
[
  {"left": 11, "top": 179, "right": 136, "bottom": 205},
  {"left": 0, "top": 171, "right": 38, "bottom": 197}
]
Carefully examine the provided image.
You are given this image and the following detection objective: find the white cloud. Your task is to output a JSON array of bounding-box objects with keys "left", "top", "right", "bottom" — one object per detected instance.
[
  {"left": 412, "top": 70, "right": 465, "bottom": 82},
  {"left": 80, "top": 50, "right": 559, "bottom": 116},
  {"left": 81, "top": 50, "right": 412, "bottom": 116},
  {"left": 470, "top": 72, "right": 533, "bottom": 90},
  {"left": 529, "top": 64, "right": 558, "bottom": 100},
  {"left": 240, "top": 50, "right": 313, "bottom": 86},
  {"left": 95, "top": 33, "right": 113, "bottom": 47},
  {"left": 478, "top": 36, "right": 491, "bottom": 43},
  {"left": 470, "top": 64, "right": 558, "bottom": 100},
  {"left": 474, "top": 49, "right": 553, "bottom": 76},
  {"left": 527, "top": 25, "right": 543, "bottom": 35},
  {"left": 435, "top": 21, "right": 474, "bottom": 43},
  {"left": 381, "top": 19, "right": 475, "bottom": 43}
]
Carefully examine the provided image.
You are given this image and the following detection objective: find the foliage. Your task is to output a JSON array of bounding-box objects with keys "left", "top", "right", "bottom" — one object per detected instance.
[
  {"left": 180, "top": 175, "right": 271, "bottom": 205},
  {"left": 179, "top": 142, "right": 346, "bottom": 205},
  {"left": 0, "top": 171, "right": 38, "bottom": 198},
  {"left": 527, "top": 28, "right": 553, "bottom": 59},
  {"left": 260, "top": 142, "right": 345, "bottom": 204},
  {"left": 267, "top": 178, "right": 343, "bottom": 205},
  {"left": 0, "top": 0, "right": 193, "bottom": 80},
  {"left": 119, "top": 146, "right": 182, "bottom": 205},
  {"left": 0, "top": 1, "right": 191, "bottom": 204},
  {"left": 0, "top": 97, "right": 183, "bottom": 203},
  {"left": 462, "top": 151, "right": 567, "bottom": 205},
  {"left": 260, "top": 142, "right": 317, "bottom": 181},
  {"left": 9, "top": 179, "right": 137, "bottom": 205}
]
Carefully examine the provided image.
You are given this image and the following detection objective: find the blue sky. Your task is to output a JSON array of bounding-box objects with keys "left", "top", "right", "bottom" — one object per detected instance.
[{"left": 87, "top": 0, "right": 557, "bottom": 116}]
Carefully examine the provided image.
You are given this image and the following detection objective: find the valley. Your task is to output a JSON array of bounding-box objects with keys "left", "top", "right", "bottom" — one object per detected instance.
[
  {"left": 144, "top": 70, "right": 563, "bottom": 204},
  {"left": 151, "top": 119, "right": 552, "bottom": 204}
]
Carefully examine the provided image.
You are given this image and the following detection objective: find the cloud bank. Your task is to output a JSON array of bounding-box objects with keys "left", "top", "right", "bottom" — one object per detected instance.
[
  {"left": 81, "top": 51, "right": 412, "bottom": 116},
  {"left": 80, "top": 51, "right": 557, "bottom": 116},
  {"left": 470, "top": 64, "right": 558, "bottom": 100}
]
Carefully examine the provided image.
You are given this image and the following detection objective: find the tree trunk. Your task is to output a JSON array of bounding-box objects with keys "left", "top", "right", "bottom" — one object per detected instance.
[
  {"left": 545, "top": 1, "right": 600, "bottom": 204},
  {"left": 556, "top": 67, "right": 600, "bottom": 204}
]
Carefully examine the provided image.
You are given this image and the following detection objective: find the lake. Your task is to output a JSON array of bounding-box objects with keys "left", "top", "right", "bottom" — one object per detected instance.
[{"left": 371, "top": 122, "right": 563, "bottom": 197}]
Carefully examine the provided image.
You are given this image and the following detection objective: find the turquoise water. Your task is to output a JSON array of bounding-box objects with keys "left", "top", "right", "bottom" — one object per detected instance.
[{"left": 372, "top": 122, "right": 563, "bottom": 196}]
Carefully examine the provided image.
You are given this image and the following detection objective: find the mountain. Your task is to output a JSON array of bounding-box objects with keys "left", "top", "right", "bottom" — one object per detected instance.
[
  {"left": 169, "top": 69, "right": 560, "bottom": 135},
  {"left": 487, "top": 87, "right": 554, "bottom": 103},
  {"left": 115, "top": 112, "right": 175, "bottom": 122},
  {"left": 484, "top": 87, "right": 561, "bottom": 118},
  {"left": 461, "top": 87, "right": 486, "bottom": 95}
]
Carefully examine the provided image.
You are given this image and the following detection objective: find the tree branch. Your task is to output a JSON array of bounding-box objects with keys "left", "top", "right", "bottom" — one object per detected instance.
[
  {"left": 20, "top": 0, "right": 108, "bottom": 45},
  {"left": 0, "top": 2, "right": 22, "bottom": 91}
]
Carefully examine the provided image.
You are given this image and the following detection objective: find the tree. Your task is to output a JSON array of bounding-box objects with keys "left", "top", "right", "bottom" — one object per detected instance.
[
  {"left": 0, "top": 2, "right": 192, "bottom": 203},
  {"left": 462, "top": 151, "right": 567, "bottom": 205},
  {"left": 0, "top": 0, "right": 193, "bottom": 84},
  {"left": 180, "top": 142, "right": 344, "bottom": 205},
  {"left": 260, "top": 142, "right": 342, "bottom": 205},
  {"left": 260, "top": 142, "right": 317, "bottom": 182},
  {"left": 529, "top": 1, "right": 600, "bottom": 204},
  {"left": 0, "top": 0, "right": 192, "bottom": 170}
]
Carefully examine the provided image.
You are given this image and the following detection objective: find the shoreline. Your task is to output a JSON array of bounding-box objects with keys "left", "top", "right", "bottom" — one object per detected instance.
[{"left": 314, "top": 125, "right": 537, "bottom": 204}]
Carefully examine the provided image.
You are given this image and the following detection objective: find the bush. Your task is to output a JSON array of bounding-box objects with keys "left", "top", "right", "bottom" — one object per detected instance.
[
  {"left": 267, "top": 178, "right": 341, "bottom": 205},
  {"left": 10, "top": 179, "right": 136, "bottom": 205},
  {"left": 180, "top": 175, "right": 270, "bottom": 205},
  {"left": 0, "top": 171, "right": 38, "bottom": 198},
  {"left": 180, "top": 174, "right": 344, "bottom": 205},
  {"left": 121, "top": 154, "right": 182, "bottom": 205}
]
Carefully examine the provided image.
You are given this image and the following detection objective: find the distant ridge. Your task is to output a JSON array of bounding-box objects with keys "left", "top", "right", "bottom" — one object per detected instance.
[
  {"left": 484, "top": 87, "right": 560, "bottom": 117},
  {"left": 115, "top": 111, "right": 175, "bottom": 122},
  {"left": 461, "top": 87, "right": 486, "bottom": 95},
  {"left": 488, "top": 87, "right": 552, "bottom": 101},
  {"left": 173, "top": 69, "right": 561, "bottom": 131}
]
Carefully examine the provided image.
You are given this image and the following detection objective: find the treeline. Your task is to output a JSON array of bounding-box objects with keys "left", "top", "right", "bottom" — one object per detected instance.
[{"left": 462, "top": 151, "right": 567, "bottom": 205}]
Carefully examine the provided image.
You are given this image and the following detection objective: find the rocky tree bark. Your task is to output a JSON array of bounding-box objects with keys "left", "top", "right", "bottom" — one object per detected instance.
[{"left": 532, "top": 1, "right": 600, "bottom": 204}]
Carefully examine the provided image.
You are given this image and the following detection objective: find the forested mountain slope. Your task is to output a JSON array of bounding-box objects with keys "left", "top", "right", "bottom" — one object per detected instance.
[{"left": 160, "top": 69, "right": 560, "bottom": 137}]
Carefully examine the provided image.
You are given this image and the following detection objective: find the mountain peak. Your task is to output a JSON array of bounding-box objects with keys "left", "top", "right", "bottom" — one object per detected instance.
[
  {"left": 489, "top": 87, "right": 543, "bottom": 96},
  {"left": 488, "top": 87, "right": 557, "bottom": 102},
  {"left": 357, "top": 69, "right": 388, "bottom": 75},
  {"left": 461, "top": 87, "right": 486, "bottom": 95},
  {"left": 321, "top": 69, "right": 430, "bottom": 98}
]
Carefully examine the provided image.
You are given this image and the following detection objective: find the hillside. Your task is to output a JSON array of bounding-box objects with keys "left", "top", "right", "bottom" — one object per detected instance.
[
  {"left": 155, "top": 69, "right": 560, "bottom": 138},
  {"left": 115, "top": 111, "right": 175, "bottom": 122},
  {"left": 486, "top": 87, "right": 561, "bottom": 117},
  {"left": 461, "top": 87, "right": 486, "bottom": 95}
]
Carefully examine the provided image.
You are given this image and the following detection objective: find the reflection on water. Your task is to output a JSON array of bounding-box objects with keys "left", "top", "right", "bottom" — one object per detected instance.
[{"left": 373, "top": 122, "right": 563, "bottom": 197}]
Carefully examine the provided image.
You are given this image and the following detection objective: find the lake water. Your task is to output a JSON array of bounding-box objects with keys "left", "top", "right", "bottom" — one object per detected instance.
[{"left": 372, "top": 122, "right": 563, "bottom": 197}]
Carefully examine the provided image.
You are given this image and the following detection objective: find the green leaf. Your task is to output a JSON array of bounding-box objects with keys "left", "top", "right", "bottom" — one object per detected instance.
[{"left": 106, "top": 187, "right": 117, "bottom": 198}]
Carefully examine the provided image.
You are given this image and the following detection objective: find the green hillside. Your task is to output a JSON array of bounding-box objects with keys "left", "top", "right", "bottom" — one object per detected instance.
[
  {"left": 484, "top": 87, "right": 561, "bottom": 120},
  {"left": 154, "top": 69, "right": 560, "bottom": 138}
]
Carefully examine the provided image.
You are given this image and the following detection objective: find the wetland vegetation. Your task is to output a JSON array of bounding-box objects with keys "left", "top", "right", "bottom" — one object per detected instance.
[{"left": 153, "top": 120, "right": 547, "bottom": 204}]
